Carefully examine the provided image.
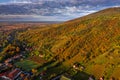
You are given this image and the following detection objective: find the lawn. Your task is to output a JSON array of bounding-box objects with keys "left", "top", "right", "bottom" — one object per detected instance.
[{"left": 15, "top": 60, "right": 40, "bottom": 71}]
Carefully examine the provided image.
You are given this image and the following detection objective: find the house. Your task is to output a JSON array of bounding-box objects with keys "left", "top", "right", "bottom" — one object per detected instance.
[
  {"left": 39, "top": 54, "right": 44, "bottom": 58},
  {"left": 16, "top": 72, "right": 31, "bottom": 80},
  {"left": 0, "top": 72, "right": 7, "bottom": 77},
  {"left": 7, "top": 68, "right": 22, "bottom": 80},
  {"left": 0, "top": 76, "right": 11, "bottom": 80},
  {"left": 5, "top": 63, "right": 13, "bottom": 68},
  {"left": 99, "top": 77, "right": 104, "bottom": 80},
  {"left": 88, "top": 76, "right": 95, "bottom": 80},
  {"left": 0, "top": 71, "right": 10, "bottom": 79},
  {"left": 5, "top": 58, "right": 12, "bottom": 63},
  {"left": 13, "top": 54, "right": 22, "bottom": 60},
  {"left": 73, "top": 63, "right": 85, "bottom": 71},
  {"left": 0, "top": 63, "right": 3, "bottom": 66}
]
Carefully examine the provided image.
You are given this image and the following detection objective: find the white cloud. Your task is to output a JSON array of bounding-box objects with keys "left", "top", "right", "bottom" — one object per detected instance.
[
  {"left": 53, "top": 5, "right": 96, "bottom": 17},
  {"left": 10, "top": 0, "right": 32, "bottom": 3}
]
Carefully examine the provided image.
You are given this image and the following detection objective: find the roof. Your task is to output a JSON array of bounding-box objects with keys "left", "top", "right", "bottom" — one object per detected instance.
[
  {"left": 0, "top": 76, "right": 11, "bottom": 80},
  {"left": 7, "top": 69, "right": 21, "bottom": 79},
  {"left": 5, "top": 58, "right": 12, "bottom": 63}
]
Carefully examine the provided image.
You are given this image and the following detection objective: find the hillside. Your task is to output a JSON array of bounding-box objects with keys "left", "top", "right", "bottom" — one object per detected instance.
[{"left": 0, "top": 7, "right": 120, "bottom": 80}]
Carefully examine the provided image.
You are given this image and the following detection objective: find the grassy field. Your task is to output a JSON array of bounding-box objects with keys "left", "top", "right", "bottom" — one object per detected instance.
[{"left": 15, "top": 60, "right": 40, "bottom": 71}]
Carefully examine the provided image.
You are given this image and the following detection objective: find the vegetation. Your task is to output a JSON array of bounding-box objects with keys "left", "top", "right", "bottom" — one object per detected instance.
[
  {"left": 1, "top": 7, "right": 120, "bottom": 80},
  {"left": 15, "top": 60, "right": 40, "bottom": 71}
]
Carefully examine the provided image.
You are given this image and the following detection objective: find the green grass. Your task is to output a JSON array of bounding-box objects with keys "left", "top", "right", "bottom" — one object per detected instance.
[
  {"left": 37, "top": 61, "right": 58, "bottom": 72},
  {"left": 15, "top": 60, "right": 40, "bottom": 71}
]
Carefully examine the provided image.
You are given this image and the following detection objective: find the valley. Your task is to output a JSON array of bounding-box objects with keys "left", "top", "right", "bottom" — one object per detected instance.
[{"left": 0, "top": 7, "right": 120, "bottom": 80}]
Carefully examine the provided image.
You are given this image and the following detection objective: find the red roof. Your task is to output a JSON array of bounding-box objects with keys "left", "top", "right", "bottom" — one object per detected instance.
[
  {"left": 7, "top": 69, "right": 21, "bottom": 79},
  {"left": 0, "top": 71, "right": 9, "bottom": 77}
]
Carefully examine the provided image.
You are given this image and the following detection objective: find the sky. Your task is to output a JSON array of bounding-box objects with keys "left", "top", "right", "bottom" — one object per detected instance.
[
  {"left": 0, "top": 0, "right": 31, "bottom": 3},
  {"left": 0, "top": 0, "right": 120, "bottom": 21},
  {"left": 0, "top": 0, "right": 8, "bottom": 3}
]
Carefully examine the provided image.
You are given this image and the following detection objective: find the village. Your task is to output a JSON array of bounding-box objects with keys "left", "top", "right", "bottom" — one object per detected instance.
[
  {"left": 0, "top": 51, "right": 106, "bottom": 80},
  {"left": 0, "top": 53, "right": 33, "bottom": 80},
  {"left": 0, "top": 52, "right": 91, "bottom": 80}
]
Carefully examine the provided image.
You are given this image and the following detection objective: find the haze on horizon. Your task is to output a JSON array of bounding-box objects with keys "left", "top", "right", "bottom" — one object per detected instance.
[{"left": 0, "top": 0, "right": 120, "bottom": 21}]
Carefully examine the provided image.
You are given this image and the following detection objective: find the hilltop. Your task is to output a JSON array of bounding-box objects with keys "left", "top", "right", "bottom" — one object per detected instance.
[{"left": 0, "top": 7, "right": 120, "bottom": 80}]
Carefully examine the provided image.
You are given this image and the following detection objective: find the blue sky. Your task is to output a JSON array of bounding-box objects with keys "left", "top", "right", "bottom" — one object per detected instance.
[{"left": 0, "top": 0, "right": 9, "bottom": 3}]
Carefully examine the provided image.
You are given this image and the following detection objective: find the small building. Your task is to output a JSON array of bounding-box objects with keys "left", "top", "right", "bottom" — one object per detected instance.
[
  {"left": 0, "top": 76, "right": 11, "bottom": 80},
  {"left": 5, "top": 58, "right": 12, "bottom": 63},
  {"left": 88, "top": 76, "right": 94, "bottom": 80},
  {"left": 99, "top": 77, "right": 104, "bottom": 80},
  {"left": 0, "top": 63, "right": 3, "bottom": 66},
  {"left": 73, "top": 63, "right": 85, "bottom": 71},
  {"left": 88, "top": 75, "right": 96, "bottom": 80},
  {"left": 39, "top": 54, "right": 44, "bottom": 58},
  {"left": 5, "top": 63, "right": 13, "bottom": 68},
  {"left": 7, "top": 68, "right": 22, "bottom": 80},
  {"left": 17, "top": 72, "right": 31, "bottom": 80},
  {"left": 13, "top": 54, "right": 22, "bottom": 60}
]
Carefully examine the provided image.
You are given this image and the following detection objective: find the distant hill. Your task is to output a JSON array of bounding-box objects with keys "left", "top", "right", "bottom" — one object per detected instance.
[{"left": 1, "top": 7, "right": 119, "bottom": 80}]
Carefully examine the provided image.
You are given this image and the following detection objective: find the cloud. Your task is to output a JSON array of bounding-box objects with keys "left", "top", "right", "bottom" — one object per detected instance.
[
  {"left": 10, "top": 0, "right": 32, "bottom": 3},
  {"left": 53, "top": 5, "right": 97, "bottom": 17},
  {"left": 0, "top": 0, "right": 120, "bottom": 21}
]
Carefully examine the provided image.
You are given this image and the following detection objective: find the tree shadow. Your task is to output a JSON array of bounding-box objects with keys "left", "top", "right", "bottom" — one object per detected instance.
[{"left": 72, "top": 71, "right": 95, "bottom": 80}]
